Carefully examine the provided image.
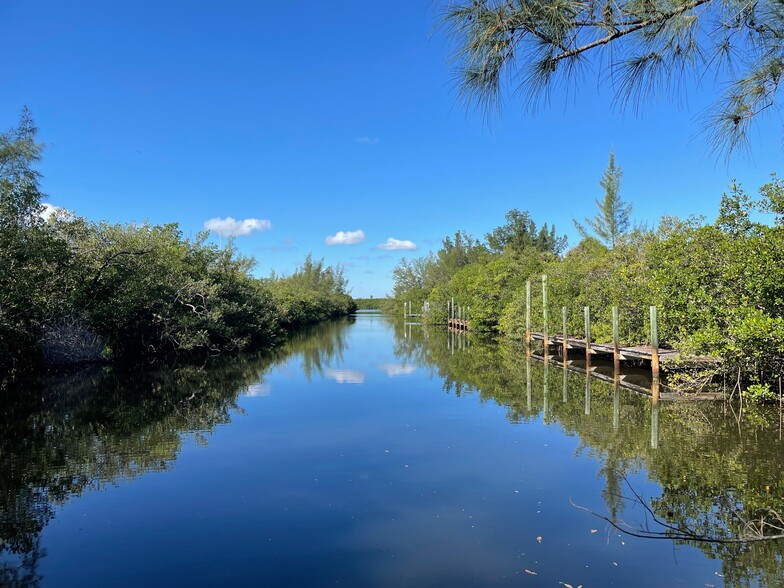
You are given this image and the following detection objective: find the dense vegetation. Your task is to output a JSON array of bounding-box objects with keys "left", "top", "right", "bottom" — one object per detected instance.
[
  {"left": 352, "top": 297, "right": 384, "bottom": 309},
  {"left": 389, "top": 156, "right": 784, "bottom": 399},
  {"left": 0, "top": 110, "right": 354, "bottom": 379}
]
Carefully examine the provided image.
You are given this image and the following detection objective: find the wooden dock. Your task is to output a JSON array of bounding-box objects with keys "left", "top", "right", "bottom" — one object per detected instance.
[
  {"left": 447, "top": 318, "right": 469, "bottom": 330},
  {"left": 530, "top": 333, "right": 718, "bottom": 369}
]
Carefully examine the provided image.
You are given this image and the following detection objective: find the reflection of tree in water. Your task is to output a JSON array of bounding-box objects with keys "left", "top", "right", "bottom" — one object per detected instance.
[
  {"left": 280, "top": 316, "right": 354, "bottom": 381},
  {"left": 0, "top": 538, "right": 44, "bottom": 588},
  {"left": 395, "top": 324, "right": 784, "bottom": 587},
  {"left": 0, "top": 352, "right": 277, "bottom": 580},
  {"left": 0, "top": 316, "right": 362, "bottom": 579}
]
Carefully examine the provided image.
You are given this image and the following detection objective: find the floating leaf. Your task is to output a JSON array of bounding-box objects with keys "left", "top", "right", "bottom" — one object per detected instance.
[
  {"left": 536, "top": 536, "right": 542, "bottom": 543},
  {"left": 590, "top": 529, "right": 597, "bottom": 534},
  {"left": 525, "top": 569, "right": 538, "bottom": 575}
]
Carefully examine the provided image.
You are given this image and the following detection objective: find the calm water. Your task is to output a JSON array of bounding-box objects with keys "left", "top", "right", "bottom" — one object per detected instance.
[{"left": 1, "top": 311, "right": 783, "bottom": 587}]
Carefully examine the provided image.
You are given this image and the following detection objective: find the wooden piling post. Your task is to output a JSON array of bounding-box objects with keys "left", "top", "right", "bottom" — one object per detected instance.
[
  {"left": 525, "top": 280, "right": 531, "bottom": 356},
  {"left": 612, "top": 306, "right": 620, "bottom": 374},
  {"left": 650, "top": 306, "right": 660, "bottom": 380},
  {"left": 562, "top": 306, "right": 568, "bottom": 362},
  {"left": 584, "top": 306, "right": 591, "bottom": 363},
  {"left": 542, "top": 275, "right": 549, "bottom": 355}
]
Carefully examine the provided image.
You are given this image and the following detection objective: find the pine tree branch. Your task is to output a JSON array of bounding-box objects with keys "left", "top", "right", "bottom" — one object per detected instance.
[{"left": 551, "top": 0, "right": 715, "bottom": 64}]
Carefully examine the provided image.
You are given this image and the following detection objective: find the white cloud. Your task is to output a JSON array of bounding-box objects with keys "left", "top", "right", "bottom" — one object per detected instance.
[
  {"left": 354, "top": 136, "right": 380, "bottom": 145},
  {"left": 377, "top": 237, "right": 417, "bottom": 251},
  {"left": 325, "top": 369, "right": 366, "bottom": 385},
  {"left": 39, "top": 203, "right": 68, "bottom": 221},
  {"left": 204, "top": 216, "right": 271, "bottom": 237},
  {"left": 325, "top": 229, "right": 366, "bottom": 246}
]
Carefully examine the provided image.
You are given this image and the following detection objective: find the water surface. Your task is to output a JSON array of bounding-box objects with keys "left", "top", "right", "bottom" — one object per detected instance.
[{"left": 1, "top": 311, "right": 782, "bottom": 586}]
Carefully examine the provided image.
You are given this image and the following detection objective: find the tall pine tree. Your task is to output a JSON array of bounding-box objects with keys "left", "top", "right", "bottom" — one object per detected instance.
[{"left": 574, "top": 151, "right": 631, "bottom": 249}]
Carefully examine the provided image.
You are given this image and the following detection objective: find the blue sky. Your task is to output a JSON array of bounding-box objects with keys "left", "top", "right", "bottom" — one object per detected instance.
[{"left": 2, "top": 1, "right": 782, "bottom": 297}]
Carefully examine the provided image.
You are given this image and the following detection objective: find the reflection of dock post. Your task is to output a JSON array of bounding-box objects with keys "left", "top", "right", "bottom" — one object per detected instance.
[
  {"left": 651, "top": 402, "right": 659, "bottom": 450},
  {"left": 525, "top": 280, "right": 531, "bottom": 357},
  {"left": 584, "top": 367, "right": 591, "bottom": 415},
  {"left": 562, "top": 306, "right": 568, "bottom": 363},
  {"left": 650, "top": 306, "right": 660, "bottom": 380},
  {"left": 543, "top": 359, "right": 549, "bottom": 420},
  {"left": 542, "top": 274, "right": 549, "bottom": 357},
  {"left": 612, "top": 306, "right": 620, "bottom": 375},
  {"left": 613, "top": 380, "right": 620, "bottom": 431},
  {"left": 651, "top": 366, "right": 660, "bottom": 447},
  {"left": 562, "top": 365, "right": 568, "bottom": 402},
  {"left": 526, "top": 356, "right": 532, "bottom": 412}
]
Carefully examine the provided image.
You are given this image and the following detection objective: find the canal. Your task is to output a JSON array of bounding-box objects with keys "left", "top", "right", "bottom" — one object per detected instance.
[{"left": 1, "top": 311, "right": 782, "bottom": 586}]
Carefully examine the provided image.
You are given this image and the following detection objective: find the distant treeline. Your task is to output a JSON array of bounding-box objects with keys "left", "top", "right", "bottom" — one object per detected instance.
[
  {"left": 352, "top": 297, "right": 385, "bottom": 310},
  {"left": 388, "top": 161, "right": 784, "bottom": 400},
  {"left": 0, "top": 109, "right": 355, "bottom": 379}
]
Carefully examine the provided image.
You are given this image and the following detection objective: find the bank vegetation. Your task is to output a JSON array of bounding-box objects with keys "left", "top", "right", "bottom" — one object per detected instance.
[
  {"left": 389, "top": 156, "right": 784, "bottom": 400},
  {"left": 0, "top": 110, "right": 354, "bottom": 380}
]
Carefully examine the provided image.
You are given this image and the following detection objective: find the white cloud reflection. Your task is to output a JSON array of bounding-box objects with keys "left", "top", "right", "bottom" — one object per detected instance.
[
  {"left": 378, "top": 364, "right": 417, "bottom": 377},
  {"left": 243, "top": 383, "right": 271, "bottom": 397},
  {"left": 325, "top": 369, "right": 366, "bottom": 384}
]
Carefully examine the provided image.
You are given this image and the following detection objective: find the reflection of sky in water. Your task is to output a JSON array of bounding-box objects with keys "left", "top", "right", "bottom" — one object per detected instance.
[
  {"left": 325, "top": 368, "right": 366, "bottom": 384},
  {"left": 6, "top": 313, "right": 775, "bottom": 587},
  {"left": 243, "top": 382, "right": 271, "bottom": 397},
  {"left": 377, "top": 363, "right": 417, "bottom": 377}
]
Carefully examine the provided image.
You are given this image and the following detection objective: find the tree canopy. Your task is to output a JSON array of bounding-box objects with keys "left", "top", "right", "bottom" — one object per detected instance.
[
  {"left": 440, "top": 0, "right": 784, "bottom": 156},
  {"left": 486, "top": 208, "right": 567, "bottom": 255}
]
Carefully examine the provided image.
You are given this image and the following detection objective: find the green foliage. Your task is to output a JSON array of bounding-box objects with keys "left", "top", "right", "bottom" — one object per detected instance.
[
  {"left": 352, "top": 297, "right": 383, "bottom": 310},
  {"left": 0, "top": 112, "right": 354, "bottom": 377},
  {"left": 267, "top": 254, "right": 355, "bottom": 328},
  {"left": 391, "top": 172, "right": 783, "bottom": 396},
  {"left": 390, "top": 211, "right": 563, "bottom": 330},
  {"left": 574, "top": 150, "right": 632, "bottom": 249},
  {"left": 486, "top": 208, "right": 566, "bottom": 255},
  {"left": 0, "top": 108, "right": 67, "bottom": 373},
  {"left": 744, "top": 383, "right": 777, "bottom": 403},
  {"left": 440, "top": 0, "right": 784, "bottom": 156}
]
